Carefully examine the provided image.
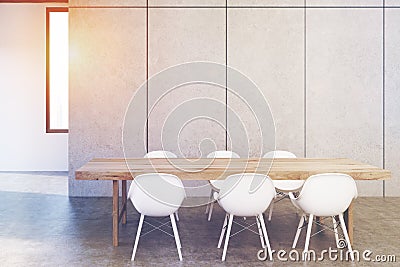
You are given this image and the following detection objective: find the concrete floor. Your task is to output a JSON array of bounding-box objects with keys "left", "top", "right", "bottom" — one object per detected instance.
[
  {"left": 0, "top": 171, "right": 68, "bottom": 196},
  {"left": 0, "top": 174, "right": 399, "bottom": 266}
]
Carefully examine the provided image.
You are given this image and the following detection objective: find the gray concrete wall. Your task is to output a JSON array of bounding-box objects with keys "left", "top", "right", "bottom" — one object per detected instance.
[{"left": 69, "top": 0, "right": 399, "bottom": 197}]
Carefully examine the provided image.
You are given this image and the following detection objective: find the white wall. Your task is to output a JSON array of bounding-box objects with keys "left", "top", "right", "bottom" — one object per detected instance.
[{"left": 0, "top": 4, "right": 68, "bottom": 171}]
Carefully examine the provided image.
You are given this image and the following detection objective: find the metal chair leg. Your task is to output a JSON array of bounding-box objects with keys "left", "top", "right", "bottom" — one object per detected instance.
[
  {"left": 292, "top": 213, "right": 305, "bottom": 248},
  {"left": 170, "top": 214, "right": 183, "bottom": 261},
  {"left": 131, "top": 214, "right": 144, "bottom": 261},
  {"left": 208, "top": 201, "right": 214, "bottom": 221},
  {"left": 303, "top": 214, "right": 314, "bottom": 260},
  {"left": 339, "top": 213, "right": 354, "bottom": 261},
  {"left": 332, "top": 216, "right": 340, "bottom": 248},
  {"left": 259, "top": 214, "right": 273, "bottom": 261},
  {"left": 256, "top": 216, "right": 266, "bottom": 248},
  {"left": 218, "top": 213, "right": 228, "bottom": 248},
  {"left": 268, "top": 202, "right": 274, "bottom": 221},
  {"left": 221, "top": 214, "right": 234, "bottom": 261},
  {"left": 205, "top": 189, "right": 213, "bottom": 214}
]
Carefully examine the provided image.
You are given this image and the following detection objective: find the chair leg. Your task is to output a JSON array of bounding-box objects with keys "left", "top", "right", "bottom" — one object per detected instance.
[
  {"left": 170, "top": 214, "right": 183, "bottom": 261},
  {"left": 221, "top": 214, "right": 234, "bottom": 261},
  {"left": 218, "top": 213, "right": 228, "bottom": 248},
  {"left": 258, "top": 214, "right": 273, "bottom": 261},
  {"left": 339, "top": 213, "right": 354, "bottom": 261},
  {"left": 205, "top": 188, "right": 213, "bottom": 214},
  {"left": 175, "top": 211, "right": 180, "bottom": 222},
  {"left": 131, "top": 214, "right": 144, "bottom": 261},
  {"left": 268, "top": 202, "right": 274, "bottom": 221},
  {"left": 303, "top": 214, "right": 314, "bottom": 260},
  {"left": 292, "top": 213, "right": 305, "bottom": 248},
  {"left": 256, "top": 216, "right": 266, "bottom": 248},
  {"left": 208, "top": 200, "right": 214, "bottom": 221},
  {"left": 205, "top": 203, "right": 210, "bottom": 214},
  {"left": 332, "top": 216, "right": 340, "bottom": 248}
]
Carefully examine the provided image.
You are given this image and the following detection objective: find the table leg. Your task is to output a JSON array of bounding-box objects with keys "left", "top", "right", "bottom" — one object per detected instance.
[
  {"left": 122, "top": 180, "right": 127, "bottom": 224},
  {"left": 344, "top": 202, "right": 354, "bottom": 244},
  {"left": 113, "top": 180, "right": 119, "bottom": 247}
]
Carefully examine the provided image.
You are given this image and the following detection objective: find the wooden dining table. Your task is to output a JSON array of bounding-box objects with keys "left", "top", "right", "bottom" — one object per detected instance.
[{"left": 75, "top": 157, "right": 390, "bottom": 247}]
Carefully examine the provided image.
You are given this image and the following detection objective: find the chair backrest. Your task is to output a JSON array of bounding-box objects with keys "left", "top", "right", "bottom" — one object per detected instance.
[
  {"left": 207, "top": 150, "right": 240, "bottom": 159},
  {"left": 296, "top": 173, "right": 358, "bottom": 216},
  {"left": 206, "top": 151, "right": 240, "bottom": 189},
  {"left": 128, "top": 173, "right": 185, "bottom": 217},
  {"left": 218, "top": 173, "right": 276, "bottom": 217},
  {"left": 263, "top": 150, "right": 296, "bottom": 158},
  {"left": 144, "top": 150, "right": 177, "bottom": 158}
]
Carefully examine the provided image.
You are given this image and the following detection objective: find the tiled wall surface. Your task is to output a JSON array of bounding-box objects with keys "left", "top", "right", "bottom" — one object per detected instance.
[
  {"left": 69, "top": 0, "right": 399, "bottom": 197},
  {"left": 306, "top": 7, "right": 383, "bottom": 196},
  {"left": 69, "top": 7, "right": 146, "bottom": 195},
  {"left": 227, "top": 8, "right": 304, "bottom": 157},
  {"left": 147, "top": 8, "right": 226, "bottom": 157}
]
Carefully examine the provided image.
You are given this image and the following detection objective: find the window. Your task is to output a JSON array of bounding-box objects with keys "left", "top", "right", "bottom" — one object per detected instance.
[{"left": 46, "top": 7, "right": 68, "bottom": 133}]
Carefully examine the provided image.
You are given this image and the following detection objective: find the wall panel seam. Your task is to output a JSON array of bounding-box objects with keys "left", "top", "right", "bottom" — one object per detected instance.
[
  {"left": 382, "top": 0, "right": 386, "bottom": 197},
  {"left": 146, "top": 0, "right": 149, "bottom": 153},
  {"left": 225, "top": 0, "right": 228, "bottom": 150},
  {"left": 304, "top": 0, "right": 307, "bottom": 158}
]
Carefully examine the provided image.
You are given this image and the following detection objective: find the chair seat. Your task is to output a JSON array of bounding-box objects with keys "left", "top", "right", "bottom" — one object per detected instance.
[{"left": 273, "top": 180, "right": 304, "bottom": 192}]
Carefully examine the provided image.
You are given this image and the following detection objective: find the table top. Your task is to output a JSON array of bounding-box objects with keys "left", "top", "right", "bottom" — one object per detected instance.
[{"left": 75, "top": 158, "right": 391, "bottom": 181}]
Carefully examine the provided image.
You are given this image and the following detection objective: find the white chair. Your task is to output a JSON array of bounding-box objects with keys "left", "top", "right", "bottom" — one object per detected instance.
[
  {"left": 205, "top": 150, "right": 240, "bottom": 221},
  {"left": 144, "top": 150, "right": 180, "bottom": 221},
  {"left": 215, "top": 173, "right": 276, "bottom": 261},
  {"left": 263, "top": 150, "right": 304, "bottom": 221},
  {"left": 290, "top": 173, "right": 358, "bottom": 261},
  {"left": 128, "top": 173, "right": 185, "bottom": 261}
]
